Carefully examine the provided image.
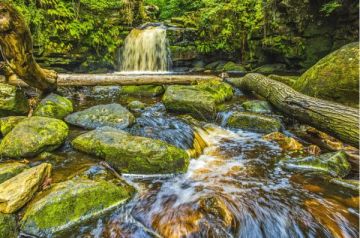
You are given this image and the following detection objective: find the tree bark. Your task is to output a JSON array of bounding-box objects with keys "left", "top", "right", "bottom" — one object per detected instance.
[
  {"left": 227, "top": 73, "right": 359, "bottom": 148},
  {"left": 0, "top": 3, "right": 57, "bottom": 92}
]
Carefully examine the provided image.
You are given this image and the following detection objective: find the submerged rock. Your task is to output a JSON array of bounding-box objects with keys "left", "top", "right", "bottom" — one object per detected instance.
[
  {"left": 121, "top": 85, "right": 164, "bottom": 97},
  {"left": 65, "top": 104, "right": 135, "bottom": 130},
  {"left": 33, "top": 93, "right": 73, "bottom": 119},
  {"left": 281, "top": 151, "right": 351, "bottom": 177},
  {"left": 227, "top": 112, "right": 281, "bottom": 133},
  {"left": 72, "top": 127, "right": 189, "bottom": 174},
  {"left": 0, "top": 83, "right": 29, "bottom": 117},
  {"left": 20, "top": 178, "right": 134, "bottom": 237},
  {"left": 0, "top": 162, "right": 29, "bottom": 184},
  {"left": 163, "top": 81, "right": 233, "bottom": 120},
  {"left": 0, "top": 116, "right": 26, "bottom": 136},
  {"left": 293, "top": 42, "right": 359, "bottom": 107},
  {"left": 242, "top": 100, "right": 272, "bottom": 113},
  {"left": 0, "top": 213, "right": 17, "bottom": 238},
  {"left": 263, "top": 132, "right": 303, "bottom": 151},
  {"left": 0, "top": 163, "right": 51, "bottom": 213},
  {"left": 0, "top": 117, "right": 69, "bottom": 158}
]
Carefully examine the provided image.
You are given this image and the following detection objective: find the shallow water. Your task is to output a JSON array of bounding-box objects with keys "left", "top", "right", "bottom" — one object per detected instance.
[{"left": 24, "top": 86, "right": 359, "bottom": 238}]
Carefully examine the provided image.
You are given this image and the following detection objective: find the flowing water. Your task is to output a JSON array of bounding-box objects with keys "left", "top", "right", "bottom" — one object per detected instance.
[
  {"left": 119, "top": 26, "right": 172, "bottom": 73},
  {"left": 29, "top": 86, "right": 359, "bottom": 238}
]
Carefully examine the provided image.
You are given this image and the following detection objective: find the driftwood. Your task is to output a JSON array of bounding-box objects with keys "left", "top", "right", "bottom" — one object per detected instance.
[
  {"left": 0, "top": 74, "right": 222, "bottom": 86},
  {"left": 227, "top": 73, "right": 359, "bottom": 148},
  {"left": 0, "top": 3, "right": 57, "bottom": 92}
]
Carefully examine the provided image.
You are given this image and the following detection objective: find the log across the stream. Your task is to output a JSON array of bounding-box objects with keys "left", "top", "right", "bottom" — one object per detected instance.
[{"left": 227, "top": 73, "right": 359, "bottom": 148}]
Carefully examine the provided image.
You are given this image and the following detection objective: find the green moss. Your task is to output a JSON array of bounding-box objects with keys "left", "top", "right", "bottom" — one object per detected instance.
[
  {"left": 0, "top": 213, "right": 17, "bottom": 238},
  {"left": 21, "top": 178, "right": 134, "bottom": 237},
  {"left": 268, "top": 74, "right": 297, "bottom": 86},
  {"left": 71, "top": 127, "right": 189, "bottom": 174},
  {"left": 34, "top": 93, "right": 73, "bottom": 119},
  {"left": 0, "top": 116, "right": 27, "bottom": 136},
  {"left": 227, "top": 112, "right": 281, "bottom": 133},
  {"left": 127, "top": 100, "right": 146, "bottom": 111},
  {"left": 222, "top": 62, "right": 246, "bottom": 72},
  {"left": 0, "top": 117, "right": 69, "bottom": 158},
  {"left": 0, "top": 162, "right": 29, "bottom": 184},
  {"left": 0, "top": 83, "right": 29, "bottom": 117},
  {"left": 121, "top": 85, "right": 165, "bottom": 97},
  {"left": 330, "top": 178, "right": 359, "bottom": 191},
  {"left": 241, "top": 100, "right": 272, "bottom": 113}
]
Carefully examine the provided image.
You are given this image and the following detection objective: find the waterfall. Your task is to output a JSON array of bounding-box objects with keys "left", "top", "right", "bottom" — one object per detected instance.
[{"left": 119, "top": 25, "right": 172, "bottom": 72}]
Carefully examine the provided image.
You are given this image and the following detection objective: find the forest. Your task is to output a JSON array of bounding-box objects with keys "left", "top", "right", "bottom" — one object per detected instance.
[{"left": 0, "top": 0, "right": 358, "bottom": 237}]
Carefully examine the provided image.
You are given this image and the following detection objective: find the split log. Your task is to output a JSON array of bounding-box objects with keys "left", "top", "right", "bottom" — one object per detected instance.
[
  {"left": 1, "top": 74, "right": 222, "bottom": 87},
  {"left": 0, "top": 3, "right": 57, "bottom": 92},
  {"left": 227, "top": 73, "right": 359, "bottom": 148}
]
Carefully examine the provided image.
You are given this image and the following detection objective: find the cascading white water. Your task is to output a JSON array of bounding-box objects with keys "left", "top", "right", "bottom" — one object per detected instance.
[{"left": 119, "top": 26, "right": 172, "bottom": 73}]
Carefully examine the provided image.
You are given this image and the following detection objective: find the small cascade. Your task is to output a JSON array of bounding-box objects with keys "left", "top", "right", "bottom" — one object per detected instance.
[{"left": 119, "top": 25, "right": 172, "bottom": 72}]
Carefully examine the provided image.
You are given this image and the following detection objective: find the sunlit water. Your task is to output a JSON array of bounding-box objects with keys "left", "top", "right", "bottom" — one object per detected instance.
[{"left": 28, "top": 86, "right": 359, "bottom": 238}]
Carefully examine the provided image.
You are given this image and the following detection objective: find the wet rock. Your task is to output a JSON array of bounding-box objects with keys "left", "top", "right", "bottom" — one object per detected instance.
[
  {"left": 281, "top": 151, "right": 351, "bottom": 177},
  {"left": 227, "top": 112, "right": 281, "bottom": 133},
  {"left": 163, "top": 81, "right": 233, "bottom": 120},
  {"left": 330, "top": 178, "right": 359, "bottom": 191},
  {"left": 20, "top": 178, "right": 134, "bottom": 237},
  {"left": 0, "top": 116, "right": 26, "bottom": 136},
  {"left": 294, "top": 42, "right": 359, "bottom": 107},
  {"left": 0, "top": 163, "right": 51, "bottom": 213},
  {"left": 0, "top": 117, "right": 69, "bottom": 158},
  {"left": 33, "top": 93, "right": 73, "bottom": 119},
  {"left": 65, "top": 104, "right": 135, "bottom": 130},
  {"left": 0, "top": 213, "right": 17, "bottom": 238},
  {"left": 0, "top": 162, "right": 29, "bottom": 184},
  {"left": 127, "top": 100, "right": 146, "bottom": 111},
  {"left": 121, "top": 85, "right": 164, "bottom": 97},
  {"left": 305, "top": 145, "right": 321, "bottom": 156},
  {"left": 72, "top": 127, "right": 189, "bottom": 174},
  {"left": 92, "top": 86, "right": 122, "bottom": 98},
  {"left": 242, "top": 100, "right": 272, "bottom": 113},
  {"left": 263, "top": 132, "right": 303, "bottom": 151},
  {"left": 0, "top": 83, "right": 29, "bottom": 117}
]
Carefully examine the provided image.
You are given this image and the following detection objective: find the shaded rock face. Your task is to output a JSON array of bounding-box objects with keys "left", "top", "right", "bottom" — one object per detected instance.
[
  {"left": 281, "top": 151, "right": 351, "bottom": 178},
  {"left": 0, "top": 213, "right": 17, "bottom": 238},
  {"left": 0, "top": 83, "right": 29, "bottom": 117},
  {"left": 20, "top": 178, "right": 134, "bottom": 237},
  {"left": 121, "top": 85, "right": 165, "bottom": 97},
  {"left": 293, "top": 42, "right": 359, "bottom": 107},
  {"left": 0, "top": 116, "right": 26, "bottom": 136},
  {"left": 65, "top": 104, "right": 135, "bottom": 130},
  {"left": 0, "top": 162, "right": 28, "bottom": 184},
  {"left": 34, "top": 93, "right": 73, "bottom": 119},
  {"left": 227, "top": 112, "right": 281, "bottom": 133},
  {"left": 0, "top": 117, "right": 69, "bottom": 158},
  {"left": 0, "top": 163, "right": 52, "bottom": 213},
  {"left": 163, "top": 81, "right": 233, "bottom": 120},
  {"left": 72, "top": 127, "right": 189, "bottom": 174}
]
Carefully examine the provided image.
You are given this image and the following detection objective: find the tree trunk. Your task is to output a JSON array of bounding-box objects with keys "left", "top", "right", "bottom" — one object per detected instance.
[
  {"left": 227, "top": 73, "right": 359, "bottom": 148},
  {"left": 0, "top": 3, "right": 57, "bottom": 92}
]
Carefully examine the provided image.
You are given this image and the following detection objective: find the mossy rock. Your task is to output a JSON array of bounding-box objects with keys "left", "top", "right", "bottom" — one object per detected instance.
[
  {"left": 330, "top": 178, "right": 359, "bottom": 191},
  {"left": 0, "top": 83, "right": 29, "bottom": 117},
  {"left": 268, "top": 74, "right": 298, "bottom": 87},
  {"left": 34, "top": 93, "right": 73, "bottom": 119},
  {"left": 121, "top": 85, "right": 164, "bottom": 97},
  {"left": 294, "top": 42, "right": 359, "bottom": 107},
  {"left": 162, "top": 81, "right": 233, "bottom": 120},
  {"left": 92, "top": 86, "right": 122, "bottom": 98},
  {"left": 281, "top": 151, "right": 351, "bottom": 178},
  {"left": 65, "top": 104, "right": 135, "bottom": 130},
  {"left": 0, "top": 213, "right": 17, "bottom": 238},
  {"left": 227, "top": 112, "right": 281, "bottom": 133},
  {"left": 72, "top": 127, "right": 189, "bottom": 174},
  {"left": 223, "top": 62, "right": 246, "bottom": 72},
  {"left": 0, "top": 116, "right": 26, "bottom": 136},
  {"left": 241, "top": 100, "right": 272, "bottom": 113},
  {"left": 0, "top": 117, "right": 69, "bottom": 158},
  {"left": 20, "top": 178, "right": 134, "bottom": 237},
  {"left": 127, "top": 100, "right": 146, "bottom": 111},
  {"left": 0, "top": 162, "right": 29, "bottom": 184},
  {"left": 253, "top": 64, "right": 287, "bottom": 74},
  {"left": 205, "top": 61, "right": 226, "bottom": 70}
]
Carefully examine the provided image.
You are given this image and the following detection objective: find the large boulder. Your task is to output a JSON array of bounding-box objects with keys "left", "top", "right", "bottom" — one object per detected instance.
[
  {"left": 121, "top": 85, "right": 165, "bottom": 97},
  {"left": 0, "top": 116, "right": 26, "bottom": 136},
  {"left": 0, "top": 83, "right": 29, "bottom": 117},
  {"left": 20, "top": 178, "right": 134, "bottom": 237},
  {"left": 162, "top": 81, "right": 233, "bottom": 120},
  {"left": 33, "top": 93, "right": 73, "bottom": 119},
  {"left": 72, "top": 127, "right": 189, "bottom": 174},
  {"left": 293, "top": 42, "right": 359, "bottom": 107},
  {"left": 0, "top": 163, "right": 52, "bottom": 213},
  {"left": 0, "top": 162, "right": 29, "bottom": 184},
  {"left": 65, "top": 104, "right": 135, "bottom": 130},
  {"left": 227, "top": 112, "right": 281, "bottom": 133},
  {"left": 281, "top": 151, "right": 351, "bottom": 177},
  {"left": 0, "top": 117, "right": 69, "bottom": 158},
  {"left": 0, "top": 213, "right": 17, "bottom": 238}
]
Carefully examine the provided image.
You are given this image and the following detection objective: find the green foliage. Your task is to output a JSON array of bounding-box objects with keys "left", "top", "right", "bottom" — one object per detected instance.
[
  {"left": 145, "top": 0, "right": 203, "bottom": 19},
  {"left": 320, "top": 0, "right": 342, "bottom": 16}
]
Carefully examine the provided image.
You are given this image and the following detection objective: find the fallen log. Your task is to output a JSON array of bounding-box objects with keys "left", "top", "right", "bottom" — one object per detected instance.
[
  {"left": 0, "top": 3, "right": 57, "bottom": 92},
  {"left": 0, "top": 74, "right": 221, "bottom": 86},
  {"left": 227, "top": 73, "right": 359, "bottom": 148}
]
